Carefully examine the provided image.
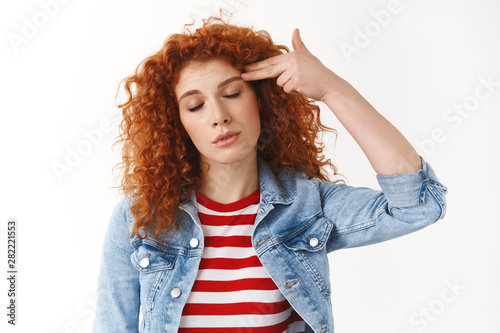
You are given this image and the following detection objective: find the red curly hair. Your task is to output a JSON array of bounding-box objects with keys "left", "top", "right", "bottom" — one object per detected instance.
[{"left": 114, "top": 17, "right": 344, "bottom": 243}]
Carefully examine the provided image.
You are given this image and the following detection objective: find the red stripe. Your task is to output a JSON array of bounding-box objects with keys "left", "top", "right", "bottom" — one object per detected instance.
[
  {"left": 199, "top": 213, "right": 257, "bottom": 226},
  {"left": 289, "top": 309, "right": 304, "bottom": 323},
  {"left": 178, "top": 317, "right": 290, "bottom": 333},
  {"left": 183, "top": 187, "right": 306, "bottom": 330},
  {"left": 191, "top": 278, "right": 278, "bottom": 292},
  {"left": 199, "top": 256, "right": 262, "bottom": 270},
  {"left": 204, "top": 236, "right": 252, "bottom": 247},
  {"left": 182, "top": 300, "right": 292, "bottom": 316},
  {"left": 196, "top": 188, "right": 260, "bottom": 212}
]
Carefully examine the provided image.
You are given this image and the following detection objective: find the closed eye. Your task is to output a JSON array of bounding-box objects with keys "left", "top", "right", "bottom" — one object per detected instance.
[
  {"left": 188, "top": 103, "right": 204, "bottom": 112},
  {"left": 224, "top": 92, "right": 240, "bottom": 98}
]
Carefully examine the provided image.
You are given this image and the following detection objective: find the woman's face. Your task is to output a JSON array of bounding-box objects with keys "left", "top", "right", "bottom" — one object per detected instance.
[{"left": 175, "top": 58, "right": 261, "bottom": 168}]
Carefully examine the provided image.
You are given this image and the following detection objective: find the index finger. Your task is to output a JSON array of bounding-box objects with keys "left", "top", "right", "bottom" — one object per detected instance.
[
  {"left": 241, "top": 54, "right": 288, "bottom": 81},
  {"left": 243, "top": 53, "right": 289, "bottom": 71}
]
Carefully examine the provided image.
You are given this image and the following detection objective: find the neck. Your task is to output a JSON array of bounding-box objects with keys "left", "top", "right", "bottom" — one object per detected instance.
[{"left": 198, "top": 153, "right": 259, "bottom": 204}]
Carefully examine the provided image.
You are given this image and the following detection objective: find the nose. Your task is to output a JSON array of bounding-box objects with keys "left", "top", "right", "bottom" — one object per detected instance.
[
  {"left": 210, "top": 101, "right": 231, "bottom": 127},
  {"left": 213, "top": 119, "right": 228, "bottom": 126}
]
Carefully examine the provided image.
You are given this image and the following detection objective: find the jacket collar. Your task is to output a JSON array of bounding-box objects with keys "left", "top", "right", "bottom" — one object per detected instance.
[
  {"left": 180, "top": 154, "right": 294, "bottom": 210},
  {"left": 257, "top": 155, "right": 294, "bottom": 205}
]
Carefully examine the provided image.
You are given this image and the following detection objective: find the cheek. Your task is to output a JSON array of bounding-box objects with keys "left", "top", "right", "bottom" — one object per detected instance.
[
  {"left": 180, "top": 115, "right": 195, "bottom": 138},
  {"left": 249, "top": 98, "right": 261, "bottom": 129},
  {"left": 181, "top": 116, "right": 206, "bottom": 145}
]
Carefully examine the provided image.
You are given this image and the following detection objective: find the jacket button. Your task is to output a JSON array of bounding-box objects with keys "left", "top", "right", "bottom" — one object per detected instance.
[
  {"left": 140, "top": 257, "right": 150, "bottom": 268},
  {"left": 171, "top": 288, "right": 181, "bottom": 298},
  {"left": 190, "top": 238, "right": 199, "bottom": 248},
  {"left": 258, "top": 209, "right": 264, "bottom": 214},
  {"left": 309, "top": 237, "right": 319, "bottom": 247}
]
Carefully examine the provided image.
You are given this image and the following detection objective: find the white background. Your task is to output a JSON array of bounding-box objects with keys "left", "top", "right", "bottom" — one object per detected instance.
[{"left": 1, "top": 0, "right": 499, "bottom": 332}]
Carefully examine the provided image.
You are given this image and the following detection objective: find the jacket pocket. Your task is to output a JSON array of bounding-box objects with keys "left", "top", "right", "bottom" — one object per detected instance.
[
  {"left": 282, "top": 214, "right": 334, "bottom": 295},
  {"left": 282, "top": 213, "right": 334, "bottom": 252},
  {"left": 130, "top": 242, "right": 176, "bottom": 318},
  {"left": 131, "top": 242, "right": 176, "bottom": 273}
]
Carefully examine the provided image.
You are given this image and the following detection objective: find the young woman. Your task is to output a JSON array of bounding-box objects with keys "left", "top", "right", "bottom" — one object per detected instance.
[{"left": 92, "top": 17, "right": 448, "bottom": 333}]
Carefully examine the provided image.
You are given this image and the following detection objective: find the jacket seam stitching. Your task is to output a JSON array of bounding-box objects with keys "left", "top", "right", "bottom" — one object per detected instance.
[
  {"left": 328, "top": 219, "right": 376, "bottom": 239},
  {"left": 273, "top": 238, "right": 327, "bottom": 329},
  {"left": 426, "top": 185, "right": 446, "bottom": 221},
  {"left": 274, "top": 211, "right": 324, "bottom": 244}
]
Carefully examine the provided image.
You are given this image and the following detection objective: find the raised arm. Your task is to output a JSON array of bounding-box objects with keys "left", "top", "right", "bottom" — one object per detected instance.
[{"left": 241, "top": 28, "right": 421, "bottom": 176}]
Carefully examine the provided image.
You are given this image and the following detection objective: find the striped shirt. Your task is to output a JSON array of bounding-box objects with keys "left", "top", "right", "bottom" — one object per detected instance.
[{"left": 178, "top": 188, "right": 305, "bottom": 332}]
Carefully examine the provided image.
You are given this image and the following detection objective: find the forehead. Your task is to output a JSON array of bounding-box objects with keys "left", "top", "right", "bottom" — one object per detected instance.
[{"left": 175, "top": 58, "right": 240, "bottom": 94}]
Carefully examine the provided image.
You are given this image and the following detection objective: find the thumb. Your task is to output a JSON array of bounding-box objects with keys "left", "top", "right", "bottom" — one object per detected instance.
[{"left": 292, "top": 28, "right": 310, "bottom": 53}]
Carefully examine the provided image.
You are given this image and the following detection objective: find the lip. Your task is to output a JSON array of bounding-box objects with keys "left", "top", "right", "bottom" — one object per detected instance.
[{"left": 212, "top": 131, "right": 241, "bottom": 147}]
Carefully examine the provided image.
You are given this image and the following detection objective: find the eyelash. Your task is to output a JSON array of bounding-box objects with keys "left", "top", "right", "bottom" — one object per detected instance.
[
  {"left": 188, "top": 104, "right": 203, "bottom": 112},
  {"left": 225, "top": 92, "right": 240, "bottom": 98},
  {"left": 187, "top": 92, "right": 241, "bottom": 112}
]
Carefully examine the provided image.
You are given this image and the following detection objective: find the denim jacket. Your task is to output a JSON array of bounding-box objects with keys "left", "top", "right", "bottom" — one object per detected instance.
[{"left": 92, "top": 155, "right": 448, "bottom": 333}]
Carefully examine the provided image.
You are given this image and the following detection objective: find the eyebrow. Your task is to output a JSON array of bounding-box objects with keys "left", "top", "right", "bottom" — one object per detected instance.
[{"left": 178, "top": 76, "right": 243, "bottom": 103}]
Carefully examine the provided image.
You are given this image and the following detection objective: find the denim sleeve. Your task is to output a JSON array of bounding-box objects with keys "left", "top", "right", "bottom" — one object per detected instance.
[
  {"left": 321, "top": 155, "right": 448, "bottom": 252},
  {"left": 92, "top": 197, "right": 140, "bottom": 333}
]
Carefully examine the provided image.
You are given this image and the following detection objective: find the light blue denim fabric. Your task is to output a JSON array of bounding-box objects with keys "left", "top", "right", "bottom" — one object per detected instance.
[{"left": 92, "top": 154, "right": 448, "bottom": 333}]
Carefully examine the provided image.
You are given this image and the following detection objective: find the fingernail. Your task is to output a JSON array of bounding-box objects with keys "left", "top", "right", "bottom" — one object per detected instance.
[{"left": 241, "top": 72, "right": 249, "bottom": 79}]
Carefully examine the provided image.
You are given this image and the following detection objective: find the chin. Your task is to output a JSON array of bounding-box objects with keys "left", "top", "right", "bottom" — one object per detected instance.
[
  {"left": 205, "top": 149, "right": 257, "bottom": 166},
  {"left": 216, "top": 155, "right": 250, "bottom": 165}
]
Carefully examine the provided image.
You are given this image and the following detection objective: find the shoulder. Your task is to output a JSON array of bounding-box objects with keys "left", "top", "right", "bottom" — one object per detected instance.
[
  {"left": 108, "top": 196, "right": 135, "bottom": 234},
  {"left": 257, "top": 157, "right": 341, "bottom": 204},
  {"left": 274, "top": 168, "right": 325, "bottom": 198},
  {"left": 113, "top": 196, "right": 133, "bottom": 217}
]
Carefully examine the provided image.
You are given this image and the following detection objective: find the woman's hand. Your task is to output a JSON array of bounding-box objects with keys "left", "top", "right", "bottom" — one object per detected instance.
[
  {"left": 242, "top": 28, "right": 423, "bottom": 176},
  {"left": 241, "top": 28, "right": 341, "bottom": 102}
]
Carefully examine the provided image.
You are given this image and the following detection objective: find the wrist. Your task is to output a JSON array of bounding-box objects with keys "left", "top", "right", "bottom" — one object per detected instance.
[{"left": 322, "top": 74, "right": 350, "bottom": 105}]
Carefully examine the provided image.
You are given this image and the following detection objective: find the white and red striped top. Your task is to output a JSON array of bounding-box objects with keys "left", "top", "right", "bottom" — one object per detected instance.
[{"left": 178, "top": 188, "right": 305, "bottom": 332}]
